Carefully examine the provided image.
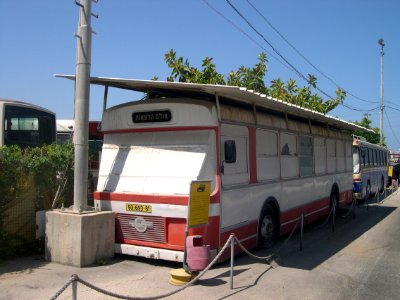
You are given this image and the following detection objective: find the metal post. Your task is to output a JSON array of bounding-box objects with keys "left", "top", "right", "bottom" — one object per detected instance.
[
  {"left": 182, "top": 226, "right": 189, "bottom": 273},
  {"left": 72, "top": 280, "right": 77, "bottom": 300},
  {"left": 102, "top": 85, "right": 108, "bottom": 113},
  {"left": 332, "top": 202, "right": 336, "bottom": 233},
  {"left": 230, "top": 234, "right": 235, "bottom": 290},
  {"left": 378, "top": 38, "right": 385, "bottom": 145},
  {"left": 73, "top": 0, "right": 93, "bottom": 212}
]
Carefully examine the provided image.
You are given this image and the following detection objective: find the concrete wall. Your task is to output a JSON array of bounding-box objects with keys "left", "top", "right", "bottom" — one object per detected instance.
[{"left": 45, "top": 210, "right": 115, "bottom": 267}]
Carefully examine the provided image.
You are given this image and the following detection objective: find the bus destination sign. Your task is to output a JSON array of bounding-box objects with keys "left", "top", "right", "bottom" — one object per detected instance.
[{"left": 132, "top": 110, "right": 172, "bottom": 123}]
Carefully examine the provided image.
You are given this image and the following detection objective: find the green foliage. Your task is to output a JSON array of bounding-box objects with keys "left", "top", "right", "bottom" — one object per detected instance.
[
  {"left": 227, "top": 52, "right": 268, "bottom": 93},
  {"left": 164, "top": 49, "right": 225, "bottom": 84},
  {"left": 0, "top": 145, "right": 26, "bottom": 211},
  {"left": 0, "top": 144, "right": 74, "bottom": 221},
  {"left": 0, "top": 230, "right": 27, "bottom": 259},
  {"left": 0, "top": 144, "right": 74, "bottom": 259},
  {"left": 353, "top": 116, "right": 383, "bottom": 145},
  {"left": 160, "top": 49, "right": 346, "bottom": 114},
  {"left": 0, "top": 144, "right": 73, "bottom": 210},
  {"left": 26, "top": 144, "right": 74, "bottom": 210}
]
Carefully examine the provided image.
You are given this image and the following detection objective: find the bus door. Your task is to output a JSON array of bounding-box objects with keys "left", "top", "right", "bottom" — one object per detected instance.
[{"left": 220, "top": 123, "right": 250, "bottom": 230}]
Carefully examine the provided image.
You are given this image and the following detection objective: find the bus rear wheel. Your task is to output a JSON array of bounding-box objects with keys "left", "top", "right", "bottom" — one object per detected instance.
[
  {"left": 379, "top": 177, "right": 385, "bottom": 194},
  {"left": 258, "top": 204, "right": 277, "bottom": 248},
  {"left": 365, "top": 182, "right": 371, "bottom": 200},
  {"left": 330, "top": 191, "right": 339, "bottom": 218}
]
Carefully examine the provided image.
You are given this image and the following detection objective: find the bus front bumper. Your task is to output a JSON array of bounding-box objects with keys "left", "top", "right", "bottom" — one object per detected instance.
[{"left": 115, "top": 243, "right": 184, "bottom": 262}]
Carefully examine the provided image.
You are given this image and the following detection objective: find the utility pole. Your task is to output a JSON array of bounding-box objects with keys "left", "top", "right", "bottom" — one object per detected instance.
[
  {"left": 378, "top": 38, "right": 385, "bottom": 145},
  {"left": 73, "top": 0, "right": 96, "bottom": 212},
  {"left": 46, "top": 0, "right": 114, "bottom": 267}
]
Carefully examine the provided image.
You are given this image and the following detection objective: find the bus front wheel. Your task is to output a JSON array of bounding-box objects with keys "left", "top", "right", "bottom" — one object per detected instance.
[{"left": 258, "top": 204, "right": 277, "bottom": 248}]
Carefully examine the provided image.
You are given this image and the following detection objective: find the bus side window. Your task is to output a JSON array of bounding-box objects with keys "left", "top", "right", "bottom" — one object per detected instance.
[
  {"left": 361, "top": 148, "right": 366, "bottom": 167},
  {"left": 281, "top": 133, "right": 299, "bottom": 178},
  {"left": 224, "top": 140, "right": 236, "bottom": 163},
  {"left": 369, "top": 149, "right": 374, "bottom": 167}
]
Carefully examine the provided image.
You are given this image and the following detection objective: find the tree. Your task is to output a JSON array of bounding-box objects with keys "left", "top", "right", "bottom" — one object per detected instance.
[
  {"left": 353, "top": 116, "right": 383, "bottom": 145},
  {"left": 157, "top": 49, "right": 346, "bottom": 114}
]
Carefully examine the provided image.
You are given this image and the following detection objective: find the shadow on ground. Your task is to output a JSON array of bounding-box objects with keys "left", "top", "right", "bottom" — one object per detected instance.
[{"left": 227, "top": 192, "right": 398, "bottom": 271}]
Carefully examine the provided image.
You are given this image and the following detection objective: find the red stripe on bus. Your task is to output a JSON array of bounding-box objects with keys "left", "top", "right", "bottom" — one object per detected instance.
[
  {"left": 95, "top": 192, "right": 188, "bottom": 205},
  {"left": 94, "top": 191, "right": 220, "bottom": 205},
  {"left": 280, "top": 189, "right": 353, "bottom": 235},
  {"left": 220, "top": 222, "right": 258, "bottom": 246}
]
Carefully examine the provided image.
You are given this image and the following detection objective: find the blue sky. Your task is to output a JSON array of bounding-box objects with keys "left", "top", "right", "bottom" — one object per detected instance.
[{"left": 1, "top": 1, "right": 399, "bottom": 149}]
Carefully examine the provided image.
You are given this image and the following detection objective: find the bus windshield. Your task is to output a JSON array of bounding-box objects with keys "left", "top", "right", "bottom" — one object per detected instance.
[
  {"left": 97, "top": 130, "right": 216, "bottom": 195},
  {"left": 4, "top": 104, "right": 55, "bottom": 148},
  {"left": 353, "top": 146, "right": 360, "bottom": 173}
]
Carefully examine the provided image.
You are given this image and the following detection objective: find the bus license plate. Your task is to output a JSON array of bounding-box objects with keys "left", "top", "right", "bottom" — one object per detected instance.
[{"left": 125, "top": 203, "right": 152, "bottom": 213}]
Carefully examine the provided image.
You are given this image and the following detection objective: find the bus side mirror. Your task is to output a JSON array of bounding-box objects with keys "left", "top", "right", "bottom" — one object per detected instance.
[{"left": 221, "top": 140, "right": 236, "bottom": 174}]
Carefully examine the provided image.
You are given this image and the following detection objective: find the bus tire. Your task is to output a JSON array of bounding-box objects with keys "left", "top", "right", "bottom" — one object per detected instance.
[
  {"left": 330, "top": 190, "right": 339, "bottom": 218},
  {"left": 379, "top": 177, "right": 385, "bottom": 194},
  {"left": 258, "top": 204, "right": 277, "bottom": 248},
  {"left": 365, "top": 182, "right": 371, "bottom": 200}
]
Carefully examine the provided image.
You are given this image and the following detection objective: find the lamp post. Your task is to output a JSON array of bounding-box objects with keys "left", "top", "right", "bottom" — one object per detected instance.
[{"left": 378, "top": 38, "right": 385, "bottom": 145}]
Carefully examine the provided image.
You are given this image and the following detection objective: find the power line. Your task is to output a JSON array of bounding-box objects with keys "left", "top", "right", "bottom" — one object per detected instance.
[
  {"left": 225, "top": 0, "right": 309, "bottom": 84},
  {"left": 386, "top": 105, "right": 400, "bottom": 112},
  {"left": 245, "top": 2, "right": 334, "bottom": 86},
  {"left": 340, "top": 103, "right": 380, "bottom": 112},
  {"left": 203, "top": 0, "right": 386, "bottom": 113},
  {"left": 202, "top": 0, "right": 333, "bottom": 99},
  {"left": 225, "top": 0, "right": 351, "bottom": 101},
  {"left": 245, "top": 0, "right": 378, "bottom": 105},
  {"left": 200, "top": 0, "right": 292, "bottom": 73},
  {"left": 384, "top": 109, "right": 400, "bottom": 147},
  {"left": 386, "top": 100, "right": 400, "bottom": 108}
]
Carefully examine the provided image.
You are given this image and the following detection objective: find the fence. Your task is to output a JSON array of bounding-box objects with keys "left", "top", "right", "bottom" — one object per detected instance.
[{"left": 1, "top": 177, "right": 36, "bottom": 247}]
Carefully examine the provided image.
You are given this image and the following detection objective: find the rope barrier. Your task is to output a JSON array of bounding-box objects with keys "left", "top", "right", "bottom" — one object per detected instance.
[
  {"left": 49, "top": 275, "right": 76, "bottom": 300},
  {"left": 381, "top": 185, "right": 398, "bottom": 203},
  {"left": 235, "top": 216, "right": 300, "bottom": 262},
  {"left": 49, "top": 236, "right": 235, "bottom": 300},
  {"left": 50, "top": 189, "right": 383, "bottom": 299},
  {"left": 307, "top": 200, "right": 336, "bottom": 230},
  {"left": 336, "top": 194, "right": 356, "bottom": 219}
]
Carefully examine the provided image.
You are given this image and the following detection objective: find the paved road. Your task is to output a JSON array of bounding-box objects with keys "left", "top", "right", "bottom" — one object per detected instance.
[{"left": 1, "top": 190, "right": 400, "bottom": 300}]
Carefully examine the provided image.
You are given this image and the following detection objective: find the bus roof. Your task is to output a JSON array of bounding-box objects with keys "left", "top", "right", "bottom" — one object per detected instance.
[
  {"left": 353, "top": 137, "right": 389, "bottom": 150},
  {"left": 56, "top": 75, "right": 370, "bottom": 133},
  {"left": 56, "top": 119, "right": 103, "bottom": 138},
  {"left": 0, "top": 99, "right": 55, "bottom": 116}
]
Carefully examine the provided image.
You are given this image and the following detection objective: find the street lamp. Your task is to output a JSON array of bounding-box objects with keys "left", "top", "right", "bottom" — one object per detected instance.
[{"left": 378, "top": 38, "right": 385, "bottom": 145}]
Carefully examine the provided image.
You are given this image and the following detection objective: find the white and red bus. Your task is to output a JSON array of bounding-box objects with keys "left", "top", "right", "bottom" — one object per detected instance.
[
  {"left": 66, "top": 77, "right": 367, "bottom": 262},
  {"left": 352, "top": 137, "right": 389, "bottom": 200}
]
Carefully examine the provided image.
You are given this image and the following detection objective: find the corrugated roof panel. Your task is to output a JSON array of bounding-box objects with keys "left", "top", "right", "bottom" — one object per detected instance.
[{"left": 56, "top": 74, "right": 370, "bottom": 132}]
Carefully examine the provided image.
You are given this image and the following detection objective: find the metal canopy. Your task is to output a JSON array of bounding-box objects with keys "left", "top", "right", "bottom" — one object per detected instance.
[{"left": 56, "top": 74, "right": 370, "bottom": 133}]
